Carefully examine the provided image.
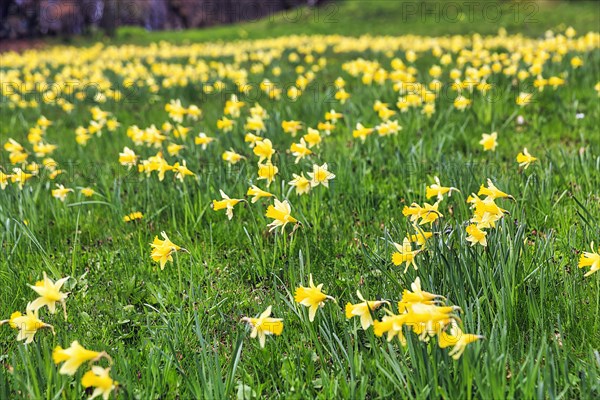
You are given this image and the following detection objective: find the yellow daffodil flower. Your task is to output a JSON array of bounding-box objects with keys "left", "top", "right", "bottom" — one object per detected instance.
[
  {"left": 438, "top": 322, "right": 483, "bottom": 360},
  {"left": 345, "top": 291, "right": 389, "bottom": 330},
  {"left": 211, "top": 190, "right": 243, "bottom": 220},
  {"left": 479, "top": 132, "right": 498, "bottom": 151},
  {"left": 195, "top": 132, "right": 215, "bottom": 149},
  {"left": 516, "top": 147, "right": 538, "bottom": 169},
  {"left": 28, "top": 272, "right": 69, "bottom": 318},
  {"left": 222, "top": 149, "right": 245, "bottom": 165},
  {"left": 53, "top": 341, "right": 110, "bottom": 376},
  {"left": 242, "top": 306, "right": 284, "bottom": 348},
  {"left": 288, "top": 173, "right": 311, "bottom": 195},
  {"left": 265, "top": 199, "right": 298, "bottom": 233},
  {"left": 425, "top": 176, "right": 459, "bottom": 201},
  {"left": 81, "top": 366, "right": 118, "bottom": 400},
  {"left": 579, "top": 242, "right": 599, "bottom": 277},
  {"left": 1, "top": 307, "right": 54, "bottom": 344},
  {"left": 466, "top": 224, "right": 487, "bottom": 247},
  {"left": 246, "top": 185, "right": 274, "bottom": 203},
  {"left": 150, "top": 231, "right": 183, "bottom": 270},
  {"left": 290, "top": 139, "right": 312, "bottom": 163},
  {"left": 294, "top": 274, "right": 336, "bottom": 322},
  {"left": 307, "top": 163, "right": 335, "bottom": 188},
  {"left": 52, "top": 184, "right": 73, "bottom": 202},
  {"left": 392, "top": 238, "right": 421, "bottom": 273},
  {"left": 253, "top": 139, "right": 275, "bottom": 163}
]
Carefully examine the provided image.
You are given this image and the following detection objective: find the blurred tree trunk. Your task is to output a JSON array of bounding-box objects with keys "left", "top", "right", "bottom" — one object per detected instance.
[{"left": 100, "top": 0, "right": 118, "bottom": 37}]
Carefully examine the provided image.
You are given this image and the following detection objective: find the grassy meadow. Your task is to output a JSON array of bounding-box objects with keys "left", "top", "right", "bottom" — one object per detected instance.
[{"left": 1, "top": 1, "right": 600, "bottom": 399}]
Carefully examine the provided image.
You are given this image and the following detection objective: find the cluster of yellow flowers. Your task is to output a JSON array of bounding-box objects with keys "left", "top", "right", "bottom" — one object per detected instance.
[
  {"left": 392, "top": 177, "right": 457, "bottom": 272},
  {"left": 53, "top": 341, "right": 117, "bottom": 400},
  {"left": 76, "top": 106, "right": 120, "bottom": 145},
  {"left": 2, "top": 116, "right": 57, "bottom": 189},
  {"left": 242, "top": 274, "right": 481, "bottom": 360},
  {"left": 465, "top": 180, "right": 514, "bottom": 247},
  {"left": 0, "top": 273, "right": 116, "bottom": 399}
]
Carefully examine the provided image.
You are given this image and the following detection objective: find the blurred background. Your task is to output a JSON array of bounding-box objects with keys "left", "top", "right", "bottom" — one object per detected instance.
[
  {"left": 1, "top": 0, "right": 598, "bottom": 50},
  {"left": 0, "top": 0, "right": 326, "bottom": 38}
]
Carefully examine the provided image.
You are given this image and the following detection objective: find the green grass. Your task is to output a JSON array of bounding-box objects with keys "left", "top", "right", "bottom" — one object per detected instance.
[{"left": 1, "top": 1, "right": 600, "bottom": 399}]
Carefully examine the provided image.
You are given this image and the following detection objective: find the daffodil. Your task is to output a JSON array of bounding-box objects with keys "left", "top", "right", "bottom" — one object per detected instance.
[
  {"left": 335, "top": 88, "right": 350, "bottom": 103},
  {"left": 373, "top": 314, "right": 407, "bottom": 345},
  {"left": 478, "top": 179, "right": 513, "bottom": 200},
  {"left": 516, "top": 92, "right": 533, "bottom": 107},
  {"left": 217, "top": 117, "right": 235, "bottom": 132},
  {"left": 399, "top": 277, "right": 445, "bottom": 309},
  {"left": 53, "top": 341, "right": 109, "bottom": 376},
  {"left": 244, "top": 132, "right": 263, "bottom": 148},
  {"left": 345, "top": 291, "right": 389, "bottom": 330},
  {"left": 317, "top": 121, "right": 335, "bottom": 135},
  {"left": 166, "top": 99, "right": 186, "bottom": 123},
  {"left": 28, "top": 272, "right": 69, "bottom": 318},
  {"left": 325, "top": 109, "right": 343, "bottom": 123},
  {"left": 0, "top": 171, "right": 10, "bottom": 189},
  {"left": 303, "top": 128, "right": 322, "bottom": 148},
  {"left": 453, "top": 95, "right": 471, "bottom": 111},
  {"left": 211, "top": 190, "right": 243, "bottom": 220},
  {"left": 352, "top": 123, "right": 374, "bottom": 142},
  {"left": 404, "top": 201, "right": 443, "bottom": 225},
  {"left": 52, "top": 184, "right": 73, "bottom": 202},
  {"left": 407, "top": 228, "right": 433, "bottom": 247},
  {"left": 1, "top": 307, "right": 54, "bottom": 344},
  {"left": 290, "top": 139, "right": 312, "bottom": 163},
  {"left": 307, "top": 163, "right": 335, "bottom": 188},
  {"left": 253, "top": 139, "right": 275, "bottom": 163},
  {"left": 81, "top": 366, "right": 118, "bottom": 400},
  {"left": 245, "top": 116, "right": 266, "bottom": 133},
  {"left": 265, "top": 199, "right": 298, "bottom": 233},
  {"left": 570, "top": 56, "right": 583, "bottom": 68},
  {"left": 222, "top": 149, "right": 245, "bottom": 164},
  {"left": 479, "top": 132, "right": 498, "bottom": 151},
  {"left": 578, "top": 242, "right": 599, "bottom": 277},
  {"left": 246, "top": 185, "right": 274, "bottom": 203},
  {"left": 425, "top": 176, "right": 459, "bottom": 201},
  {"left": 282, "top": 120, "right": 303, "bottom": 137},
  {"left": 257, "top": 162, "right": 278, "bottom": 187},
  {"left": 242, "top": 306, "right": 284, "bottom": 348},
  {"left": 288, "top": 173, "right": 311, "bottom": 195},
  {"left": 516, "top": 148, "right": 537, "bottom": 169},
  {"left": 80, "top": 187, "right": 95, "bottom": 197},
  {"left": 172, "top": 160, "right": 195, "bottom": 182},
  {"left": 438, "top": 322, "right": 483, "bottom": 360},
  {"left": 150, "top": 231, "right": 183, "bottom": 269},
  {"left": 33, "top": 142, "right": 57, "bottom": 157},
  {"left": 294, "top": 274, "right": 336, "bottom": 322},
  {"left": 119, "top": 147, "right": 138, "bottom": 169},
  {"left": 195, "top": 132, "right": 215, "bottom": 149},
  {"left": 4, "top": 138, "right": 24, "bottom": 153},
  {"left": 11, "top": 168, "right": 34, "bottom": 189},
  {"left": 392, "top": 238, "right": 421, "bottom": 273},
  {"left": 466, "top": 224, "right": 487, "bottom": 247},
  {"left": 167, "top": 143, "right": 185, "bottom": 156},
  {"left": 224, "top": 95, "right": 244, "bottom": 117}
]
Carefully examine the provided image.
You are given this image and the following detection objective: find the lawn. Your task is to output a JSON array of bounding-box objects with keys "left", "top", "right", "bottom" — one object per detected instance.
[{"left": 1, "top": 1, "right": 599, "bottom": 399}]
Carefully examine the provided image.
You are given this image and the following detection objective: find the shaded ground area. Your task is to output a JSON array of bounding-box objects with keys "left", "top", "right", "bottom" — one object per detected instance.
[{"left": 0, "top": 38, "right": 45, "bottom": 53}]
